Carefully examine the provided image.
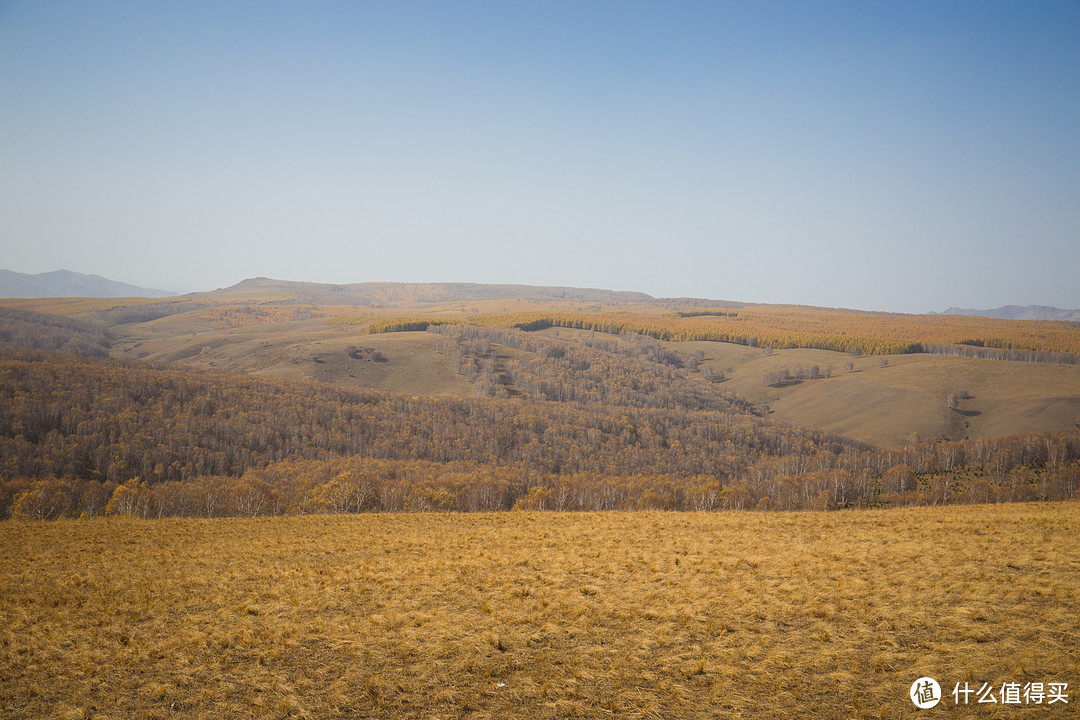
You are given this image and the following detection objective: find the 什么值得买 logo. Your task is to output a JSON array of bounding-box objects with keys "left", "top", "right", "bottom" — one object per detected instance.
[{"left": 910, "top": 677, "right": 1069, "bottom": 708}]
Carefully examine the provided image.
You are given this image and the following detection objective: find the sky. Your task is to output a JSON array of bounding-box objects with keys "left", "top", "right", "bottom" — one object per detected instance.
[{"left": 1, "top": 1, "right": 1077, "bottom": 312}]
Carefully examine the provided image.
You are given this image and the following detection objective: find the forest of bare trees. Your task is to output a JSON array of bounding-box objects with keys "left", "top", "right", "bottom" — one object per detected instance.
[{"left": 2, "top": 344, "right": 1077, "bottom": 519}]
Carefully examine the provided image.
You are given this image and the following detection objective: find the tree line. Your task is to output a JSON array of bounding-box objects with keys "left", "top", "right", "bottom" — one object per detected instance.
[{"left": 5, "top": 437, "right": 1078, "bottom": 520}]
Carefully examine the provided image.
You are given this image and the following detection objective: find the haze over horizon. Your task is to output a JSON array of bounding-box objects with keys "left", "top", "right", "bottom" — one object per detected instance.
[{"left": 2, "top": 1, "right": 1078, "bottom": 314}]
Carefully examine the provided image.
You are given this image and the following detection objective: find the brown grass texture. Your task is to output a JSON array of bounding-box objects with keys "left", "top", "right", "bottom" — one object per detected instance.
[{"left": 2, "top": 504, "right": 1078, "bottom": 719}]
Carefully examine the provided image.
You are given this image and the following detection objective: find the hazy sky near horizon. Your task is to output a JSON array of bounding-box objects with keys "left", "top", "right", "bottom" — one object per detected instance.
[{"left": 1, "top": 1, "right": 1077, "bottom": 312}]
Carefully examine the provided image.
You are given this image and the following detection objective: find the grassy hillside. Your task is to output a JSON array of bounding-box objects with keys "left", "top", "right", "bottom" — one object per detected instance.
[
  {"left": 3, "top": 505, "right": 1077, "bottom": 719},
  {"left": 0, "top": 296, "right": 167, "bottom": 314},
  {"left": 4, "top": 282, "right": 1080, "bottom": 450},
  {"left": 108, "top": 313, "right": 474, "bottom": 397},
  {"left": 669, "top": 340, "right": 1080, "bottom": 448},
  {"left": 99, "top": 308, "right": 1080, "bottom": 448}
]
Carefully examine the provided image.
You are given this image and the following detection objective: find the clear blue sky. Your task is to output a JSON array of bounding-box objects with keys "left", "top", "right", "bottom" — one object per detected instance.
[{"left": 1, "top": 1, "right": 1077, "bottom": 312}]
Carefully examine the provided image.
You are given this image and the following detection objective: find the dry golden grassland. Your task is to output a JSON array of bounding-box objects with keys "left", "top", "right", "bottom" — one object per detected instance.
[
  {"left": 0, "top": 297, "right": 169, "bottom": 315},
  {"left": 670, "top": 340, "right": 1080, "bottom": 448},
  {"left": 110, "top": 320, "right": 474, "bottom": 397},
  {"left": 3, "top": 504, "right": 1078, "bottom": 719}
]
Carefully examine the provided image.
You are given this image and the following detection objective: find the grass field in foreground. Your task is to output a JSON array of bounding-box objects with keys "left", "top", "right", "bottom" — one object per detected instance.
[{"left": 2, "top": 505, "right": 1078, "bottom": 719}]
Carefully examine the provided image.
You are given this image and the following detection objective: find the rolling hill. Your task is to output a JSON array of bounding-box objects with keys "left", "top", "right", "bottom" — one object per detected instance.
[
  {"left": 70, "top": 279, "right": 1079, "bottom": 448},
  {"left": 4, "top": 277, "right": 1078, "bottom": 449},
  {"left": 2, "top": 278, "right": 1079, "bottom": 520},
  {"left": 201, "top": 277, "right": 657, "bottom": 307}
]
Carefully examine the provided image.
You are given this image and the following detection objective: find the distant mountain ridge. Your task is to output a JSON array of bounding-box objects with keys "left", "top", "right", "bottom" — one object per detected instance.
[
  {"left": 0, "top": 269, "right": 173, "bottom": 298},
  {"left": 936, "top": 305, "right": 1080, "bottom": 322},
  {"left": 202, "top": 277, "right": 658, "bottom": 306}
]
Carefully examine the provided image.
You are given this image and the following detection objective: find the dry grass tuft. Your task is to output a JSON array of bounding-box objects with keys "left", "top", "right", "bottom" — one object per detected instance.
[{"left": 1, "top": 504, "right": 1078, "bottom": 718}]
